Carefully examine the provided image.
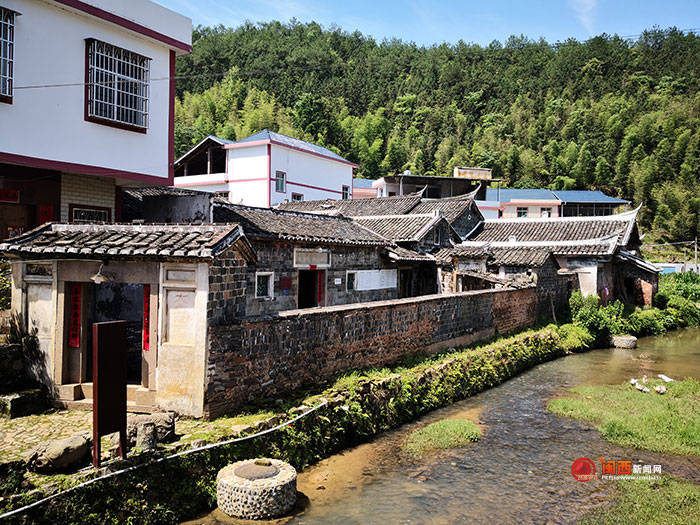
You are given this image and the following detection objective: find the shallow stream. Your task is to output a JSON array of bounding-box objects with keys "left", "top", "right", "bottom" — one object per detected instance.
[{"left": 193, "top": 328, "right": 700, "bottom": 524}]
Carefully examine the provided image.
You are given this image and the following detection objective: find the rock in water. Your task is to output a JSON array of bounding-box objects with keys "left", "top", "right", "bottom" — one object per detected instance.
[
  {"left": 25, "top": 434, "right": 91, "bottom": 472},
  {"left": 612, "top": 335, "right": 638, "bottom": 349}
]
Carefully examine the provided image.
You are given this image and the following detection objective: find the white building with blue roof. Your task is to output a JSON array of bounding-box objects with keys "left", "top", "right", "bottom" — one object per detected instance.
[
  {"left": 173, "top": 130, "right": 357, "bottom": 207},
  {"left": 477, "top": 188, "right": 630, "bottom": 219}
]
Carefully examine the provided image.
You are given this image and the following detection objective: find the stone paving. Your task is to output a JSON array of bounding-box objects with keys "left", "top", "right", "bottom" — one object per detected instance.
[
  {"left": 0, "top": 409, "right": 91, "bottom": 463},
  {"left": 0, "top": 408, "right": 276, "bottom": 465}
]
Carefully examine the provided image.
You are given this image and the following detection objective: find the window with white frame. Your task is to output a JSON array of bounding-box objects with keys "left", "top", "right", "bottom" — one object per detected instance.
[
  {"left": 0, "top": 6, "right": 15, "bottom": 100},
  {"left": 342, "top": 185, "right": 350, "bottom": 200},
  {"left": 275, "top": 171, "right": 286, "bottom": 193},
  {"left": 540, "top": 207, "right": 552, "bottom": 218},
  {"left": 86, "top": 39, "right": 150, "bottom": 130},
  {"left": 346, "top": 271, "right": 357, "bottom": 291},
  {"left": 516, "top": 207, "right": 528, "bottom": 218},
  {"left": 255, "top": 272, "right": 274, "bottom": 298}
]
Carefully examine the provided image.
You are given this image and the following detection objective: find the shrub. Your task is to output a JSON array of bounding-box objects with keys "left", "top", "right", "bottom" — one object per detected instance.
[
  {"left": 556, "top": 323, "right": 594, "bottom": 352},
  {"left": 569, "top": 292, "right": 629, "bottom": 345},
  {"left": 666, "top": 296, "right": 700, "bottom": 326},
  {"left": 627, "top": 307, "right": 675, "bottom": 336},
  {"left": 0, "top": 260, "right": 10, "bottom": 311},
  {"left": 659, "top": 272, "right": 700, "bottom": 302}
]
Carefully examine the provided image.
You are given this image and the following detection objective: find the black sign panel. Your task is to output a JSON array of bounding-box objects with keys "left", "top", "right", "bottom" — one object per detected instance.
[{"left": 92, "top": 320, "right": 127, "bottom": 467}]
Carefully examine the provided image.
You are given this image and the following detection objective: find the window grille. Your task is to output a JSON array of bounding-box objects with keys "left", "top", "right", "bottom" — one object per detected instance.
[
  {"left": 516, "top": 207, "right": 528, "bottom": 218},
  {"left": 342, "top": 185, "right": 350, "bottom": 199},
  {"left": 255, "top": 273, "right": 273, "bottom": 298},
  {"left": 87, "top": 39, "right": 150, "bottom": 129},
  {"left": 291, "top": 193, "right": 303, "bottom": 201},
  {"left": 0, "top": 7, "right": 15, "bottom": 99}
]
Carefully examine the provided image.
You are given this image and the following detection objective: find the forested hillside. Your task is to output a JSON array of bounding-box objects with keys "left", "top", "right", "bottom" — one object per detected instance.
[{"left": 174, "top": 22, "right": 700, "bottom": 242}]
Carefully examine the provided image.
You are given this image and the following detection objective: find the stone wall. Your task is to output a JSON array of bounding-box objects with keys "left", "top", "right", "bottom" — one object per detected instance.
[
  {"left": 242, "top": 241, "right": 398, "bottom": 316},
  {"left": 204, "top": 286, "right": 537, "bottom": 417}
]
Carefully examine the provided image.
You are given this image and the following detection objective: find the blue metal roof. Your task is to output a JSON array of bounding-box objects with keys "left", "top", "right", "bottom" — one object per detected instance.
[
  {"left": 353, "top": 178, "right": 375, "bottom": 188},
  {"left": 235, "top": 130, "right": 351, "bottom": 163},
  {"left": 551, "top": 190, "right": 630, "bottom": 204},
  {"left": 485, "top": 188, "right": 558, "bottom": 203}
]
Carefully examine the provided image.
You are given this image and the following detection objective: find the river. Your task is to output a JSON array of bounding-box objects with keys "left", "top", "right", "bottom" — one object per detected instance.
[{"left": 193, "top": 327, "right": 700, "bottom": 524}]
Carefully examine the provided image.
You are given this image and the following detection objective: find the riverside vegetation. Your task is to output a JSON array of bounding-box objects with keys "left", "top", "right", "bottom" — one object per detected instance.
[
  {"left": 2, "top": 273, "right": 699, "bottom": 523},
  {"left": 402, "top": 419, "right": 481, "bottom": 458}
]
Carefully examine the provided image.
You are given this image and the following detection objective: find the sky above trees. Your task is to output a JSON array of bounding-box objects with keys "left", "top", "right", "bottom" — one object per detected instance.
[{"left": 158, "top": 0, "right": 700, "bottom": 47}]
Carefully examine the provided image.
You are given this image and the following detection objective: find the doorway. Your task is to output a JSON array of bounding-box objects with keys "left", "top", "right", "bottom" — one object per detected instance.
[
  {"left": 298, "top": 270, "right": 325, "bottom": 308},
  {"left": 91, "top": 283, "right": 145, "bottom": 385}
]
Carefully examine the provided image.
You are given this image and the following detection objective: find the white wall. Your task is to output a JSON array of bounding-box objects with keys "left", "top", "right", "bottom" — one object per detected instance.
[
  {"left": 227, "top": 144, "right": 270, "bottom": 207},
  {"left": 0, "top": 0, "right": 190, "bottom": 180},
  {"left": 269, "top": 144, "right": 353, "bottom": 205},
  {"left": 501, "top": 203, "right": 561, "bottom": 218}
]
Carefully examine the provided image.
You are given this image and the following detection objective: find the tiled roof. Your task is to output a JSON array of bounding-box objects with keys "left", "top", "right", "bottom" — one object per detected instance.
[
  {"left": 434, "top": 246, "right": 552, "bottom": 267},
  {"left": 123, "top": 186, "right": 212, "bottom": 199},
  {"left": 0, "top": 223, "right": 245, "bottom": 260},
  {"left": 408, "top": 194, "right": 480, "bottom": 223},
  {"left": 276, "top": 192, "right": 423, "bottom": 217},
  {"left": 353, "top": 214, "right": 442, "bottom": 242},
  {"left": 386, "top": 246, "right": 435, "bottom": 262},
  {"left": 551, "top": 190, "right": 630, "bottom": 204},
  {"left": 231, "top": 130, "right": 351, "bottom": 163},
  {"left": 485, "top": 188, "right": 558, "bottom": 202},
  {"left": 214, "top": 203, "right": 389, "bottom": 246},
  {"left": 468, "top": 208, "right": 639, "bottom": 247}
]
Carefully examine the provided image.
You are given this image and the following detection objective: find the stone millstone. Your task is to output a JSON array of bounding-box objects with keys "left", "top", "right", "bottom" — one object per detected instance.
[
  {"left": 217, "top": 458, "right": 297, "bottom": 520},
  {"left": 234, "top": 462, "right": 280, "bottom": 480}
]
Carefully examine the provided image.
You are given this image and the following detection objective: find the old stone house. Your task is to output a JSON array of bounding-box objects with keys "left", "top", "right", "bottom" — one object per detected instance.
[
  {"left": 455, "top": 206, "right": 659, "bottom": 305},
  {"left": 0, "top": 223, "right": 255, "bottom": 416},
  {"left": 436, "top": 246, "right": 578, "bottom": 318}
]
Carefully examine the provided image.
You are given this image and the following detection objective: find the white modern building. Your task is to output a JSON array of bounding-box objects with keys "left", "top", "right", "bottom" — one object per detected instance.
[
  {"left": 0, "top": 0, "right": 191, "bottom": 237},
  {"left": 173, "top": 130, "right": 357, "bottom": 207}
]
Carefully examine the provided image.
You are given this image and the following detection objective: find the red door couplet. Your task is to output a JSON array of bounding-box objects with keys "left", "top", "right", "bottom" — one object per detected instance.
[{"left": 92, "top": 320, "right": 127, "bottom": 467}]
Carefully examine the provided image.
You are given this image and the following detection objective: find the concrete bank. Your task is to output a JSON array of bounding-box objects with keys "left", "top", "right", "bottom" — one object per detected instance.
[{"left": 2, "top": 325, "right": 577, "bottom": 524}]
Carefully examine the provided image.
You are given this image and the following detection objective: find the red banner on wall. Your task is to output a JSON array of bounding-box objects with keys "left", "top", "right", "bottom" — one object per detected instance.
[
  {"left": 142, "top": 285, "right": 150, "bottom": 351},
  {"left": 39, "top": 205, "right": 53, "bottom": 224},
  {"left": 69, "top": 284, "right": 81, "bottom": 348},
  {"left": 0, "top": 189, "right": 19, "bottom": 203}
]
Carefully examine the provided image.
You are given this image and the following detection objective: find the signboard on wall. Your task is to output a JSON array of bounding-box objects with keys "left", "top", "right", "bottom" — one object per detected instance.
[{"left": 355, "top": 269, "right": 397, "bottom": 291}]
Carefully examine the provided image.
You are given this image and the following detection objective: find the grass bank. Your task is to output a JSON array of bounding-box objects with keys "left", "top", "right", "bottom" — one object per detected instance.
[
  {"left": 548, "top": 378, "right": 700, "bottom": 456},
  {"left": 582, "top": 476, "right": 700, "bottom": 525},
  {"left": 403, "top": 419, "right": 480, "bottom": 458}
]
